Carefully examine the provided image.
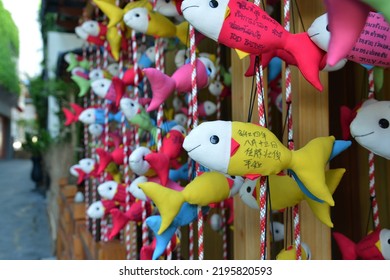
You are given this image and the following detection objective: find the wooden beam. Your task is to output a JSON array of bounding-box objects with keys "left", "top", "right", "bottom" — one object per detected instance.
[
  {"left": 232, "top": 0, "right": 331, "bottom": 260},
  {"left": 289, "top": 0, "right": 330, "bottom": 260}
]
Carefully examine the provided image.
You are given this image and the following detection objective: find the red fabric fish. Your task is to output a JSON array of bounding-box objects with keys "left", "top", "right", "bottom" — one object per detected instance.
[
  {"left": 333, "top": 229, "right": 390, "bottom": 260},
  {"left": 96, "top": 147, "right": 126, "bottom": 175},
  {"left": 108, "top": 200, "right": 152, "bottom": 240},
  {"left": 140, "top": 234, "right": 178, "bottom": 260},
  {"left": 62, "top": 103, "right": 85, "bottom": 126},
  {"left": 182, "top": 0, "right": 326, "bottom": 91}
]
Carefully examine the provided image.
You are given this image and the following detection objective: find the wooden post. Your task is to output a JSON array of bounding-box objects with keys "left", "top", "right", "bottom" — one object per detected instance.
[
  {"left": 289, "top": 0, "right": 330, "bottom": 260},
  {"left": 232, "top": 0, "right": 331, "bottom": 259}
]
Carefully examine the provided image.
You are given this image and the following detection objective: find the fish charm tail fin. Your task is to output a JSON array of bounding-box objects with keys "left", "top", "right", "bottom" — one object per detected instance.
[
  {"left": 285, "top": 33, "right": 325, "bottom": 91},
  {"left": 333, "top": 231, "right": 358, "bottom": 260},
  {"left": 289, "top": 136, "right": 335, "bottom": 206},
  {"left": 144, "top": 153, "right": 170, "bottom": 186},
  {"left": 63, "top": 103, "right": 84, "bottom": 126},
  {"left": 305, "top": 168, "right": 345, "bottom": 228},
  {"left": 146, "top": 215, "right": 178, "bottom": 260},
  {"left": 143, "top": 68, "right": 176, "bottom": 112},
  {"left": 138, "top": 182, "right": 185, "bottom": 234},
  {"left": 93, "top": 0, "right": 125, "bottom": 28},
  {"left": 106, "top": 27, "right": 122, "bottom": 61},
  {"left": 71, "top": 75, "right": 91, "bottom": 97},
  {"left": 96, "top": 148, "right": 112, "bottom": 175},
  {"left": 108, "top": 208, "right": 130, "bottom": 240},
  {"left": 175, "top": 21, "right": 190, "bottom": 47},
  {"left": 62, "top": 108, "right": 77, "bottom": 126}
]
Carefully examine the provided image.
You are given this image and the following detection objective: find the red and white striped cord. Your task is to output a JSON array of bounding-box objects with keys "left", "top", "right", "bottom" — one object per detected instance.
[
  {"left": 367, "top": 69, "right": 380, "bottom": 230},
  {"left": 215, "top": 44, "right": 222, "bottom": 120},
  {"left": 250, "top": 0, "right": 267, "bottom": 260},
  {"left": 187, "top": 23, "right": 203, "bottom": 260},
  {"left": 283, "top": 0, "right": 301, "bottom": 260},
  {"left": 220, "top": 201, "right": 228, "bottom": 259},
  {"left": 189, "top": 222, "right": 194, "bottom": 260},
  {"left": 82, "top": 39, "right": 91, "bottom": 232}
]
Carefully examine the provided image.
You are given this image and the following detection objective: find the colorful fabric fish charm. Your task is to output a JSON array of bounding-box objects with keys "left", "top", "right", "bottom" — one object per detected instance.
[
  {"left": 96, "top": 147, "right": 125, "bottom": 175},
  {"left": 64, "top": 53, "right": 90, "bottom": 72},
  {"left": 276, "top": 242, "right": 312, "bottom": 260},
  {"left": 181, "top": 0, "right": 326, "bottom": 91},
  {"left": 143, "top": 126, "right": 186, "bottom": 185},
  {"left": 97, "top": 180, "right": 128, "bottom": 204},
  {"left": 323, "top": 0, "right": 390, "bottom": 67},
  {"left": 140, "top": 233, "right": 179, "bottom": 260},
  {"left": 138, "top": 172, "right": 243, "bottom": 234},
  {"left": 309, "top": 13, "right": 390, "bottom": 69},
  {"left": 143, "top": 57, "right": 215, "bottom": 112},
  {"left": 239, "top": 169, "right": 346, "bottom": 227},
  {"left": 333, "top": 229, "right": 390, "bottom": 260},
  {"left": 120, "top": 98, "right": 158, "bottom": 143},
  {"left": 183, "top": 120, "right": 350, "bottom": 206},
  {"left": 146, "top": 202, "right": 209, "bottom": 259},
  {"left": 108, "top": 200, "right": 153, "bottom": 239},
  {"left": 349, "top": 99, "right": 390, "bottom": 160}
]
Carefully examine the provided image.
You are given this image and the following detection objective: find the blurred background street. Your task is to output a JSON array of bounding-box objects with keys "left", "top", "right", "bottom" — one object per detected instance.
[{"left": 0, "top": 159, "right": 53, "bottom": 259}]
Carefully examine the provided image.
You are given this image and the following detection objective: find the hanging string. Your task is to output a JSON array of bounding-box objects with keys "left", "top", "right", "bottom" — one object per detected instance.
[
  {"left": 284, "top": 0, "right": 301, "bottom": 260},
  {"left": 215, "top": 44, "right": 222, "bottom": 120},
  {"left": 214, "top": 44, "right": 228, "bottom": 259},
  {"left": 252, "top": 0, "right": 268, "bottom": 261},
  {"left": 367, "top": 69, "right": 380, "bottom": 230},
  {"left": 188, "top": 24, "right": 204, "bottom": 260}
]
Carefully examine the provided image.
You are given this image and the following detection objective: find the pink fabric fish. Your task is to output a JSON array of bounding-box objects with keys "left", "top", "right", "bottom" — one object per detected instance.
[
  {"left": 345, "top": 12, "right": 390, "bottom": 67},
  {"left": 143, "top": 58, "right": 211, "bottom": 112},
  {"left": 324, "top": 0, "right": 371, "bottom": 66}
]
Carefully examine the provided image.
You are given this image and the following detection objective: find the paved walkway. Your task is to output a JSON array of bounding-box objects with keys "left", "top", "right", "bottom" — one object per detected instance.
[{"left": 0, "top": 159, "right": 54, "bottom": 259}]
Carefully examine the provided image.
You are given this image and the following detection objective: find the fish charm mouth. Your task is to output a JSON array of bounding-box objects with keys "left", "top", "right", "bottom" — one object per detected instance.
[
  {"left": 187, "top": 144, "right": 201, "bottom": 153},
  {"left": 182, "top": 5, "right": 199, "bottom": 12},
  {"left": 309, "top": 33, "right": 320, "bottom": 38},
  {"left": 353, "top": 131, "right": 374, "bottom": 138}
]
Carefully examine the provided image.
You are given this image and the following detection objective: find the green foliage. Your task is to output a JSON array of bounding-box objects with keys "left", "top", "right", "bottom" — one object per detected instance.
[
  {"left": 28, "top": 75, "right": 75, "bottom": 132},
  {"left": 22, "top": 130, "right": 52, "bottom": 156},
  {"left": 0, "top": 0, "right": 20, "bottom": 94}
]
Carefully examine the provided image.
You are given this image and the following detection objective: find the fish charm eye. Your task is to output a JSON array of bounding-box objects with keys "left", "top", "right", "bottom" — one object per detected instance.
[
  {"left": 379, "top": 118, "right": 389, "bottom": 129},
  {"left": 209, "top": 0, "right": 218, "bottom": 8},
  {"left": 326, "top": 24, "right": 330, "bottom": 32},
  {"left": 210, "top": 135, "right": 219, "bottom": 144}
]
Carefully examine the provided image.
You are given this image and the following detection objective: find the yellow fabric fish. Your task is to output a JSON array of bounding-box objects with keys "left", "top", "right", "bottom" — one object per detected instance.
[
  {"left": 92, "top": 0, "right": 132, "bottom": 61},
  {"left": 183, "top": 120, "right": 340, "bottom": 206},
  {"left": 276, "top": 243, "right": 311, "bottom": 260},
  {"left": 239, "top": 169, "right": 345, "bottom": 227},
  {"left": 138, "top": 172, "right": 243, "bottom": 234}
]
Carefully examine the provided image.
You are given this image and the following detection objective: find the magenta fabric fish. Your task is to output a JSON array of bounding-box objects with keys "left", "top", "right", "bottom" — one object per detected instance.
[
  {"left": 143, "top": 57, "right": 215, "bottom": 112},
  {"left": 181, "top": 0, "right": 326, "bottom": 91},
  {"left": 323, "top": 0, "right": 390, "bottom": 66}
]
